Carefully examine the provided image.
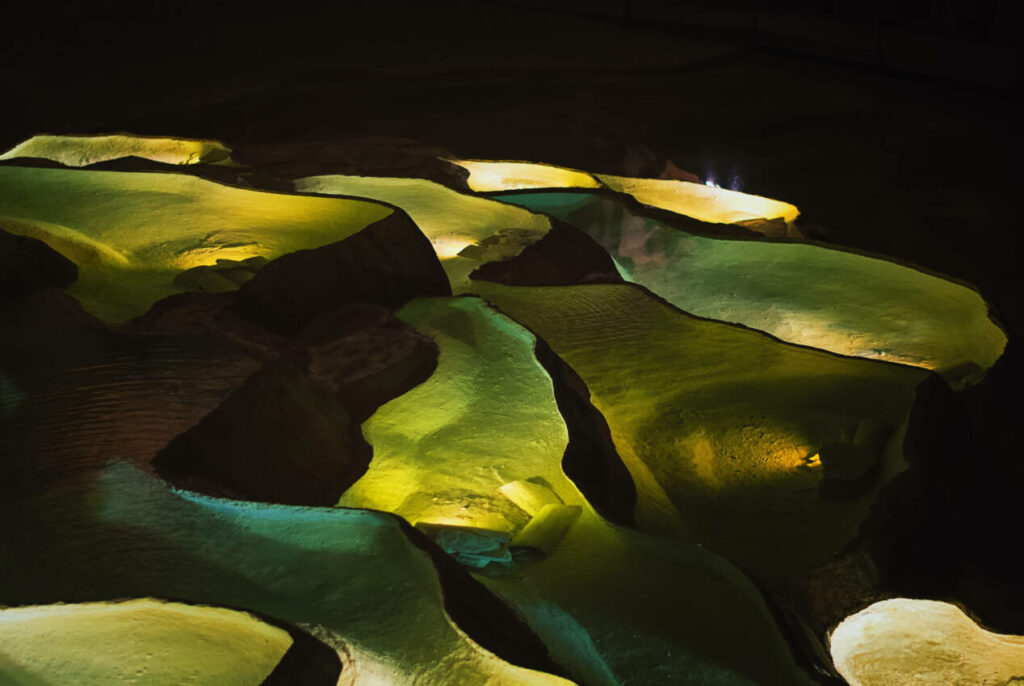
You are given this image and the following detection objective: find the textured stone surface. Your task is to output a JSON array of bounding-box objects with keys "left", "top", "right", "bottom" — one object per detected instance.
[
  {"left": 532, "top": 335, "right": 635, "bottom": 526},
  {"left": 475, "top": 282, "right": 927, "bottom": 581},
  {"left": 153, "top": 358, "right": 371, "bottom": 506},
  {"left": 0, "top": 290, "right": 269, "bottom": 489},
  {"left": 296, "top": 304, "right": 439, "bottom": 422},
  {"left": 831, "top": 599, "right": 1024, "bottom": 686},
  {"left": 494, "top": 190, "right": 1006, "bottom": 387},
  {"left": 0, "top": 165, "right": 393, "bottom": 323},
  {"left": 0, "top": 463, "right": 571, "bottom": 686},
  {"left": 338, "top": 296, "right": 817, "bottom": 686},
  {"left": 471, "top": 220, "right": 622, "bottom": 287},
  {"left": 0, "top": 599, "right": 291, "bottom": 686},
  {"left": 236, "top": 210, "right": 451, "bottom": 335}
]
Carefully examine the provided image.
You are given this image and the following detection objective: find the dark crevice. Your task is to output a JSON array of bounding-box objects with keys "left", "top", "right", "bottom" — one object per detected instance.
[
  {"left": 395, "top": 515, "right": 577, "bottom": 683},
  {"left": 258, "top": 615, "right": 344, "bottom": 686},
  {"left": 531, "top": 336, "right": 637, "bottom": 528}
]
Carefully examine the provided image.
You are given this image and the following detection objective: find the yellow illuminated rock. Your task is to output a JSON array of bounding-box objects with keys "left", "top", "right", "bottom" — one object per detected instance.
[
  {"left": 337, "top": 297, "right": 573, "bottom": 530},
  {"left": 474, "top": 282, "right": 927, "bottom": 580},
  {"left": 493, "top": 191, "right": 1005, "bottom": 387},
  {"left": 830, "top": 598, "right": 1024, "bottom": 685},
  {"left": 500, "top": 479, "right": 564, "bottom": 516},
  {"left": 340, "top": 296, "right": 816, "bottom": 685},
  {"left": 509, "top": 503, "right": 582, "bottom": 554},
  {"left": 293, "top": 174, "right": 552, "bottom": 290},
  {"left": 452, "top": 159, "right": 603, "bottom": 193},
  {"left": 0, "top": 598, "right": 291, "bottom": 685},
  {"left": 0, "top": 134, "right": 234, "bottom": 167},
  {"left": 448, "top": 158, "right": 798, "bottom": 226},
  {"left": 0, "top": 166, "right": 392, "bottom": 322},
  {"left": 597, "top": 173, "right": 800, "bottom": 225}
]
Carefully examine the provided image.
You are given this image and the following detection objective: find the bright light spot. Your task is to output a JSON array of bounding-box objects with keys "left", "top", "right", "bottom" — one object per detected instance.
[
  {"left": 599, "top": 174, "right": 800, "bottom": 226},
  {"left": 432, "top": 237, "right": 475, "bottom": 259}
]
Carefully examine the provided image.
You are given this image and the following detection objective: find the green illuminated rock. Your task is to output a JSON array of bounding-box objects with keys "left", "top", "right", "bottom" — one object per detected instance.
[
  {"left": 473, "top": 282, "right": 928, "bottom": 581},
  {"left": 340, "top": 295, "right": 816, "bottom": 685},
  {"left": 491, "top": 190, "right": 1005, "bottom": 387},
  {"left": 0, "top": 166, "right": 393, "bottom": 323},
  {"left": 0, "top": 599, "right": 293, "bottom": 686},
  {"left": 0, "top": 463, "right": 571, "bottom": 686},
  {"left": 292, "top": 174, "right": 552, "bottom": 291}
]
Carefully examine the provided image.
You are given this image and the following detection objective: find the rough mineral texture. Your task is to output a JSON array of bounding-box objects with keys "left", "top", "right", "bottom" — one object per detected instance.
[
  {"left": 153, "top": 358, "right": 372, "bottom": 506},
  {"left": 236, "top": 210, "right": 451, "bottom": 335}
]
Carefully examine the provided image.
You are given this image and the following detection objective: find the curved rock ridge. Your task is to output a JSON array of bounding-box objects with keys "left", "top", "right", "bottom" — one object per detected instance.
[
  {"left": 234, "top": 138, "right": 469, "bottom": 187},
  {"left": 0, "top": 166, "right": 393, "bottom": 322},
  {"left": 0, "top": 290, "right": 432, "bottom": 508},
  {"left": 0, "top": 293, "right": 551, "bottom": 680},
  {"left": 292, "top": 174, "right": 552, "bottom": 291},
  {"left": 490, "top": 190, "right": 1006, "bottom": 387},
  {"left": 447, "top": 158, "right": 798, "bottom": 227},
  {"left": 0, "top": 598, "right": 292, "bottom": 686},
  {"left": 450, "top": 159, "right": 603, "bottom": 193},
  {"left": 295, "top": 303, "right": 442, "bottom": 423},
  {"left": 472, "top": 282, "right": 928, "bottom": 581},
  {"left": 531, "top": 335, "right": 636, "bottom": 526},
  {"left": 470, "top": 219, "right": 624, "bottom": 287},
  {"left": 153, "top": 358, "right": 372, "bottom": 507},
  {"left": 0, "top": 221, "right": 445, "bottom": 507},
  {"left": 830, "top": 598, "right": 1024, "bottom": 686},
  {"left": 338, "top": 295, "right": 817, "bottom": 686},
  {"left": 0, "top": 134, "right": 234, "bottom": 167},
  {"left": 596, "top": 173, "right": 800, "bottom": 227},
  {"left": 233, "top": 209, "right": 452, "bottom": 336},
  {"left": 0, "top": 462, "right": 573, "bottom": 686}
]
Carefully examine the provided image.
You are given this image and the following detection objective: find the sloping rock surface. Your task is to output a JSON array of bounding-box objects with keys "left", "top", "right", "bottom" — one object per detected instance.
[
  {"left": 154, "top": 358, "right": 372, "bottom": 506},
  {"left": 471, "top": 220, "right": 622, "bottom": 287},
  {"left": 236, "top": 210, "right": 451, "bottom": 335}
]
